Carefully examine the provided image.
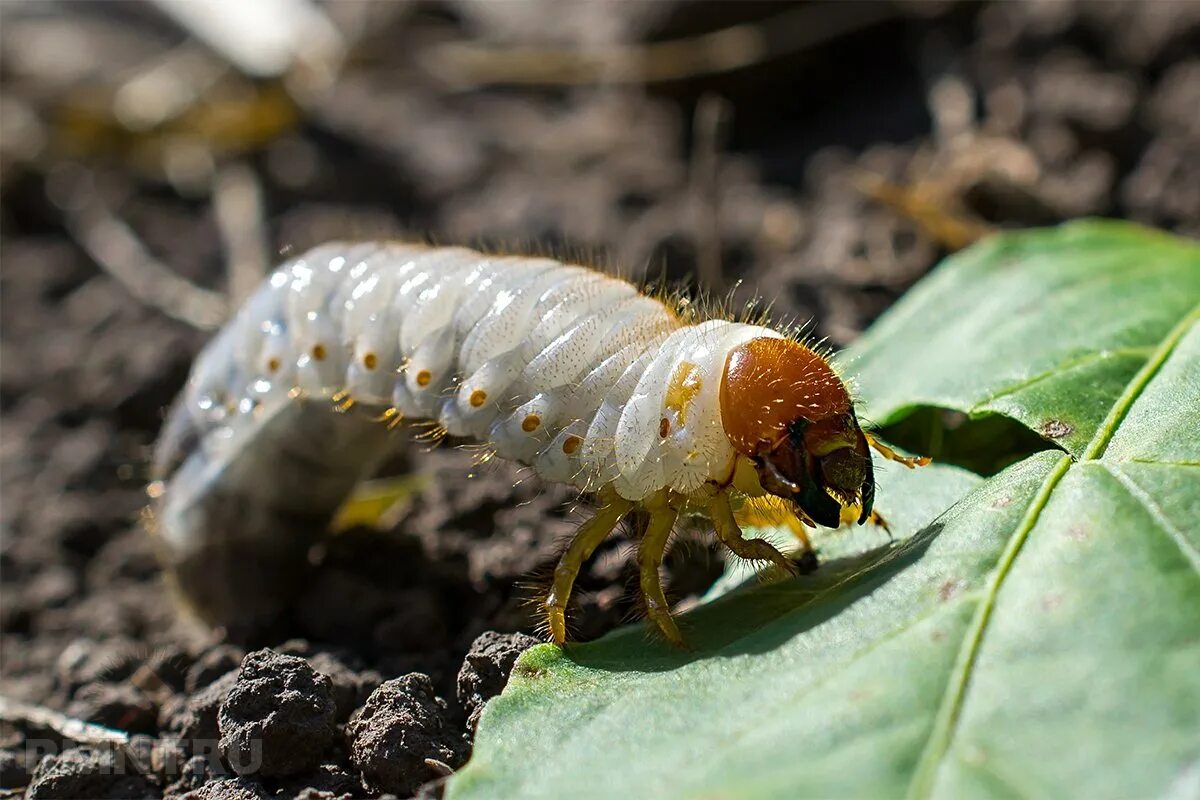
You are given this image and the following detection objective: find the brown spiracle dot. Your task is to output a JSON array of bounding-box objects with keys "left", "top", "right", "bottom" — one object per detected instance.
[
  {"left": 363, "top": 352, "right": 378, "bottom": 371},
  {"left": 522, "top": 414, "right": 541, "bottom": 432},
  {"left": 415, "top": 370, "right": 432, "bottom": 387},
  {"left": 562, "top": 435, "right": 583, "bottom": 455},
  {"left": 659, "top": 418, "right": 670, "bottom": 438},
  {"left": 469, "top": 389, "right": 488, "bottom": 408},
  {"left": 267, "top": 357, "right": 281, "bottom": 374},
  {"left": 311, "top": 344, "right": 327, "bottom": 362}
]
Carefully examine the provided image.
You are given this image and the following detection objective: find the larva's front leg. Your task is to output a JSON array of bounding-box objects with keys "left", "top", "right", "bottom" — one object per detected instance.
[
  {"left": 707, "top": 490, "right": 801, "bottom": 578},
  {"left": 733, "top": 495, "right": 817, "bottom": 560},
  {"left": 864, "top": 432, "right": 932, "bottom": 469},
  {"left": 544, "top": 490, "right": 634, "bottom": 645},
  {"left": 635, "top": 494, "right": 683, "bottom": 648},
  {"left": 865, "top": 507, "right": 891, "bottom": 533}
]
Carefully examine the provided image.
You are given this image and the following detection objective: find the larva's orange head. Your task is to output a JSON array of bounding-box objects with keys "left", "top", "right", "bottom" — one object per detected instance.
[{"left": 720, "top": 337, "right": 874, "bottom": 528}]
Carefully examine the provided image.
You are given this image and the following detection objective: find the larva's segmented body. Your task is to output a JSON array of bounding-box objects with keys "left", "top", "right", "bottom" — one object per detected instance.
[{"left": 151, "top": 243, "right": 925, "bottom": 643}]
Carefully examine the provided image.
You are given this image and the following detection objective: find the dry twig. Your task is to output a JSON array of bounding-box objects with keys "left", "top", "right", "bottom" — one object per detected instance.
[
  {"left": 63, "top": 178, "right": 228, "bottom": 330},
  {"left": 0, "top": 695, "right": 130, "bottom": 749},
  {"left": 213, "top": 162, "right": 270, "bottom": 306},
  {"left": 421, "top": 4, "right": 895, "bottom": 88}
]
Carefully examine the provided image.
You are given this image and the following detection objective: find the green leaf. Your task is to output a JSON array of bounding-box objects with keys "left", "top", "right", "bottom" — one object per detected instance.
[
  {"left": 849, "top": 220, "right": 1200, "bottom": 459},
  {"left": 449, "top": 221, "right": 1200, "bottom": 800}
]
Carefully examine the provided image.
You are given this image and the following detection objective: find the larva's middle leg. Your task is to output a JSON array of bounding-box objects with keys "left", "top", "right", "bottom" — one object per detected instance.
[
  {"left": 636, "top": 501, "right": 683, "bottom": 647},
  {"left": 708, "top": 491, "right": 801, "bottom": 577},
  {"left": 545, "top": 491, "right": 634, "bottom": 645}
]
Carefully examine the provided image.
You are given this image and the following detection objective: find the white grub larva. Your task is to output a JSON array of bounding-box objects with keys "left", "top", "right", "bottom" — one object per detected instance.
[{"left": 150, "top": 242, "right": 927, "bottom": 644}]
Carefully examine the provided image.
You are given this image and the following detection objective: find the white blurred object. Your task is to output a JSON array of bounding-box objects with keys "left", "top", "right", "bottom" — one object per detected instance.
[{"left": 151, "top": 0, "right": 344, "bottom": 81}]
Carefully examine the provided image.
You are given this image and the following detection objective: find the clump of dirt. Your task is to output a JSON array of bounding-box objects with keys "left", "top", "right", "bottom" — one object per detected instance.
[
  {"left": 456, "top": 632, "right": 542, "bottom": 736},
  {"left": 0, "top": 748, "right": 30, "bottom": 789},
  {"left": 217, "top": 650, "right": 338, "bottom": 778},
  {"left": 1, "top": 2, "right": 1195, "bottom": 798},
  {"left": 162, "top": 670, "right": 238, "bottom": 745},
  {"left": 25, "top": 746, "right": 156, "bottom": 800},
  {"left": 346, "top": 674, "right": 468, "bottom": 797}
]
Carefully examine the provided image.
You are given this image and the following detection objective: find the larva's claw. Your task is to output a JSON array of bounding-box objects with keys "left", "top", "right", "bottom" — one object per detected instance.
[
  {"left": 892, "top": 454, "right": 931, "bottom": 469},
  {"left": 859, "top": 507, "right": 895, "bottom": 543},
  {"left": 546, "top": 601, "right": 568, "bottom": 646},
  {"left": 645, "top": 598, "right": 687, "bottom": 649},
  {"left": 794, "top": 549, "right": 819, "bottom": 575}
]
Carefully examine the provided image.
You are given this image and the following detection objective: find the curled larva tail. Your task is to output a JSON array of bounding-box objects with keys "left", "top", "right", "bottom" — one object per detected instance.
[{"left": 150, "top": 242, "right": 903, "bottom": 642}]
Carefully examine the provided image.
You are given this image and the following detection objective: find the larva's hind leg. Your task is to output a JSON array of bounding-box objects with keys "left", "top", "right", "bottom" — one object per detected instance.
[
  {"left": 636, "top": 500, "right": 683, "bottom": 647},
  {"left": 708, "top": 491, "right": 800, "bottom": 577},
  {"left": 545, "top": 491, "right": 634, "bottom": 645}
]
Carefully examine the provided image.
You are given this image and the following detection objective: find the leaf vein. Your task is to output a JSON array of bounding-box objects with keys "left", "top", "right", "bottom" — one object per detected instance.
[
  {"left": 905, "top": 454, "right": 1072, "bottom": 799},
  {"left": 706, "top": 599, "right": 962, "bottom": 757},
  {"left": 1099, "top": 462, "right": 1200, "bottom": 574},
  {"left": 973, "top": 347, "right": 1153, "bottom": 409},
  {"left": 1130, "top": 458, "right": 1200, "bottom": 468},
  {"left": 907, "top": 303, "right": 1199, "bottom": 797},
  {"left": 1083, "top": 306, "right": 1199, "bottom": 460}
]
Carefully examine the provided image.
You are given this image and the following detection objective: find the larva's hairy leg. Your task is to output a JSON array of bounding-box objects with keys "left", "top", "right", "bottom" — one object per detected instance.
[
  {"left": 735, "top": 495, "right": 815, "bottom": 556},
  {"left": 864, "top": 432, "right": 931, "bottom": 469},
  {"left": 545, "top": 491, "right": 634, "bottom": 645},
  {"left": 636, "top": 502, "right": 683, "bottom": 648},
  {"left": 708, "top": 491, "right": 800, "bottom": 577}
]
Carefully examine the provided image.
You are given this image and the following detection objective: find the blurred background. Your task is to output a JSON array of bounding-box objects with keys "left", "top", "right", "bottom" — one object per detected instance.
[{"left": 1, "top": 0, "right": 1198, "bottom": 794}]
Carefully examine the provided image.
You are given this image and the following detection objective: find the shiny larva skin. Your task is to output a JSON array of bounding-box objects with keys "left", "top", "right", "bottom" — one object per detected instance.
[
  {"left": 160, "top": 242, "right": 782, "bottom": 498},
  {"left": 151, "top": 242, "right": 882, "bottom": 642}
]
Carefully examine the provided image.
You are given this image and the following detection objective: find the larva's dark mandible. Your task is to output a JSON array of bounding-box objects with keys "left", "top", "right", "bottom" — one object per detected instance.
[{"left": 150, "top": 243, "right": 924, "bottom": 644}]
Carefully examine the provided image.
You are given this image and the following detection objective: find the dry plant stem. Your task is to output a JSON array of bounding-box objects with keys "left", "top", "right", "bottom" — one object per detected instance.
[
  {"left": 854, "top": 171, "right": 994, "bottom": 251},
  {"left": 422, "top": 4, "right": 896, "bottom": 88},
  {"left": 65, "top": 184, "right": 228, "bottom": 330},
  {"left": 213, "top": 161, "right": 270, "bottom": 306},
  {"left": 691, "top": 95, "right": 733, "bottom": 294},
  {"left": 0, "top": 695, "right": 131, "bottom": 748}
]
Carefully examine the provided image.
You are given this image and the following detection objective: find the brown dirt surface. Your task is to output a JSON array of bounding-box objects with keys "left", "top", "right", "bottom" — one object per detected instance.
[{"left": 2, "top": 2, "right": 1196, "bottom": 797}]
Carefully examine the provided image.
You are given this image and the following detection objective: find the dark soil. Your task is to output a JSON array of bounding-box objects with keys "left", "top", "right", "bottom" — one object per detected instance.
[{"left": 1, "top": 2, "right": 1196, "bottom": 798}]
